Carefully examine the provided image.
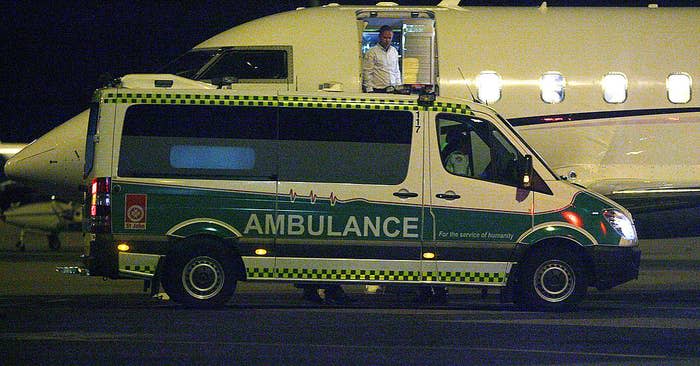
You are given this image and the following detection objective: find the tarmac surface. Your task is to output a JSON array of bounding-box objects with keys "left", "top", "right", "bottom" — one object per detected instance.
[{"left": 1, "top": 222, "right": 699, "bottom": 365}]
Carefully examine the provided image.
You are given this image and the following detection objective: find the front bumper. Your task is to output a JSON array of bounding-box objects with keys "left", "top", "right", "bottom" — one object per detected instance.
[{"left": 590, "top": 245, "right": 642, "bottom": 290}]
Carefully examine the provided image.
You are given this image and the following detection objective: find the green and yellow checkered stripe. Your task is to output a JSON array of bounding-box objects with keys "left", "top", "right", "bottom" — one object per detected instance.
[
  {"left": 441, "top": 271, "right": 507, "bottom": 283},
  {"left": 246, "top": 267, "right": 506, "bottom": 283},
  {"left": 247, "top": 267, "right": 275, "bottom": 279},
  {"left": 430, "top": 102, "right": 473, "bottom": 115},
  {"left": 278, "top": 95, "right": 418, "bottom": 111},
  {"left": 122, "top": 265, "right": 156, "bottom": 275},
  {"left": 99, "top": 92, "right": 473, "bottom": 114},
  {"left": 102, "top": 92, "right": 276, "bottom": 107}
]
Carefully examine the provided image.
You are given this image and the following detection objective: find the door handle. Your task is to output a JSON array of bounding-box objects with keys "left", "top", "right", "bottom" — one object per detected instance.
[
  {"left": 436, "top": 191, "right": 460, "bottom": 200},
  {"left": 393, "top": 189, "right": 418, "bottom": 199}
]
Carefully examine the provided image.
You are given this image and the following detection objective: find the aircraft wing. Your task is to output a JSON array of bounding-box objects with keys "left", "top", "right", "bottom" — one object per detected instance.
[{"left": 605, "top": 186, "right": 700, "bottom": 214}]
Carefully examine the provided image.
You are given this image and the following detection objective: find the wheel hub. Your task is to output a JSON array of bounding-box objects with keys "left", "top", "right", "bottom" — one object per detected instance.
[
  {"left": 190, "top": 263, "right": 217, "bottom": 292},
  {"left": 182, "top": 256, "right": 225, "bottom": 300},
  {"left": 534, "top": 260, "right": 575, "bottom": 302}
]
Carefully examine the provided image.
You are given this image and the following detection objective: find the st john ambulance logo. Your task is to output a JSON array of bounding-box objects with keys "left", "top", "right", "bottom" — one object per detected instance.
[{"left": 125, "top": 194, "right": 147, "bottom": 229}]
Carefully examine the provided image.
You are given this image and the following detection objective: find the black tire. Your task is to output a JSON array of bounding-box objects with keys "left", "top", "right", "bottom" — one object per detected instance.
[
  {"left": 517, "top": 247, "right": 587, "bottom": 311},
  {"left": 163, "top": 237, "right": 238, "bottom": 308}
]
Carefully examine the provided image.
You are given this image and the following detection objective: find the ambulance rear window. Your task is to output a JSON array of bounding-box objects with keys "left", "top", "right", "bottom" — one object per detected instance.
[{"left": 119, "top": 104, "right": 277, "bottom": 180}]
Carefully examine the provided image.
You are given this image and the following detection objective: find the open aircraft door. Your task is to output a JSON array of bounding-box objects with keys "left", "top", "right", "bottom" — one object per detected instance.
[
  {"left": 401, "top": 19, "right": 436, "bottom": 87},
  {"left": 357, "top": 10, "right": 437, "bottom": 93}
]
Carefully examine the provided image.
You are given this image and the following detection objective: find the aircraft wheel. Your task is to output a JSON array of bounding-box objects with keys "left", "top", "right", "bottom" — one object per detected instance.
[
  {"left": 15, "top": 241, "right": 25, "bottom": 252},
  {"left": 48, "top": 234, "right": 61, "bottom": 251},
  {"left": 163, "top": 237, "right": 237, "bottom": 308},
  {"left": 517, "top": 247, "right": 587, "bottom": 312}
]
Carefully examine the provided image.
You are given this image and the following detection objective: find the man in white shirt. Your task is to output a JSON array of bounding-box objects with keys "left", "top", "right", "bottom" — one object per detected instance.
[{"left": 362, "top": 25, "right": 401, "bottom": 93}]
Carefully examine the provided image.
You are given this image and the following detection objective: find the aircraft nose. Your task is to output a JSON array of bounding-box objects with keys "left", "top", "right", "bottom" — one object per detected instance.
[
  {"left": 4, "top": 140, "right": 54, "bottom": 184},
  {"left": 5, "top": 110, "right": 89, "bottom": 199}
]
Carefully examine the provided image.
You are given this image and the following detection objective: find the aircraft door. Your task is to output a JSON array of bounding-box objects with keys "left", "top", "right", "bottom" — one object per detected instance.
[
  {"left": 402, "top": 19, "right": 436, "bottom": 87},
  {"left": 357, "top": 11, "right": 436, "bottom": 93},
  {"left": 427, "top": 111, "right": 534, "bottom": 286}
]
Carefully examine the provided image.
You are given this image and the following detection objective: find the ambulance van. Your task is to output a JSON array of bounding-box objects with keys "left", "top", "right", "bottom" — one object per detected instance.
[{"left": 78, "top": 75, "right": 640, "bottom": 311}]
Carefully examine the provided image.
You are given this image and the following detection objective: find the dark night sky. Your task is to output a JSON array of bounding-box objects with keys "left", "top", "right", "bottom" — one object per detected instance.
[{"left": 1, "top": 0, "right": 697, "bottom": 142}]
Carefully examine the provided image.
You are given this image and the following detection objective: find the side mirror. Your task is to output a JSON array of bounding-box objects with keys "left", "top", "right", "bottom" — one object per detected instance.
[{"left": 520, "top": 154, "right": 533, "bottom": 189}]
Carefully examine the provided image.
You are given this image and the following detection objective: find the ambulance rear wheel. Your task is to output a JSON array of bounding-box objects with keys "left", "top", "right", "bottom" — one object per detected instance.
[
  {"left": 517, "top": 247, "right": 587, "bottom": 311},
  {"left": 164, "top": 238, "right": 237, "bottom": 308}
]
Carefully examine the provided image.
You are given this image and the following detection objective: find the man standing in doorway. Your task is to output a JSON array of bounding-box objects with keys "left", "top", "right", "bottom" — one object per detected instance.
[{"left": 362, "top": 25, "right": 401, "bottom": 93}]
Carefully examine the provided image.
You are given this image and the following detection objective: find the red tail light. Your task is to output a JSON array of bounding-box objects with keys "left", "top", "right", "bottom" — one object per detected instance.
[{"left": 88, "top": 177, "right": 111, "bottom": 233}]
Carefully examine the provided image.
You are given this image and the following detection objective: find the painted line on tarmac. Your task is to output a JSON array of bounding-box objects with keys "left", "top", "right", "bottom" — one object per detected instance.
[
  {"left": 432, "top": 317, "right": 700, "bottom": 329},
  {"left": 0, "top": 333, "right": 677, "bottom": 361}
]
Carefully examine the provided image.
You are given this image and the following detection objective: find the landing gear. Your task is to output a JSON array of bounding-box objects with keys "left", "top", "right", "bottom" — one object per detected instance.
[
  {"left": 15, "top": 229, "right": 26, "bottom": 251},
  {"left": 48, "top": 233, "right": 61, "bottom": 251},
  {"left": 14, "top": 230, "right": 61, "bottom": 251}
]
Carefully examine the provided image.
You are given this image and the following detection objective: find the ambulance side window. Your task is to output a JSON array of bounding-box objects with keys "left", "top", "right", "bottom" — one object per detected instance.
[
  {"left": 437, "top": 114, "right": 520, "bottom": 186},
  {"left": 119, "top": 104, "right": 278, "bottom": 180},
  {"left": 278, "top": 107, "right": 413, "bottom": 184}
]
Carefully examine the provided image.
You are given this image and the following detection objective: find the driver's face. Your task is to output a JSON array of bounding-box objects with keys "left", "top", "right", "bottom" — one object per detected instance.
[{"left": 378, "top": 30, "right": 393, "bottom": 48}]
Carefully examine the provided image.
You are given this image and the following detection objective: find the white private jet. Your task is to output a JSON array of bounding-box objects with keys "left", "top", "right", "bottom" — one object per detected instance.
[
  {"left": 1, "top": 142, "right": 81, "bottom": 250},
  {"left": 5, "top": 1, "right": 699, "bottom": 237}
]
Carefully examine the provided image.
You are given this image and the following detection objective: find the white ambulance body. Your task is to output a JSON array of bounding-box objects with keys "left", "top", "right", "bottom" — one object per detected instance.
[{"left": 72, "top": 80, "right": 640, "bottom": 311}]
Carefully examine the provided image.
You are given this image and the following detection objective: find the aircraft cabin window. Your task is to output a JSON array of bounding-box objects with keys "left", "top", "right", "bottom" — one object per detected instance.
[
  {"left": 476, "top": 71, "right": 502, "bottom": 104},
  {"left": 199, "top": 49, "right": 289, "bottom": 82},
  {"left": 602, "top": 72, "right": 628, "bottom": 104},
  {"left": 540, "top": 72, "right": 565, "bottom": 104},
  {"left": 157, "top": 47, "right": 293, "bottom": 84},
  {"left": 667, "top": 73, "right": 692, "bottom": 104},
  {"left": 157, "top": 49, "right": 220, "bottom": 79}
]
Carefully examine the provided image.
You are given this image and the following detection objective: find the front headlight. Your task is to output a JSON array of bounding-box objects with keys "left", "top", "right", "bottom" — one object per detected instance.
[{"left": 603, "top": 209, "right": 637, "bottom": 244}]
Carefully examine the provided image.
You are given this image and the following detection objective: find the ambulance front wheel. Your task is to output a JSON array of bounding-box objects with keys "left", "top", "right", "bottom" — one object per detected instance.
[
  {"left": 164, "top": 238, "right": 237, "bottom": 308},
  {"left": 517, "top": 247, "right": 587, "bottom": 311}
]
